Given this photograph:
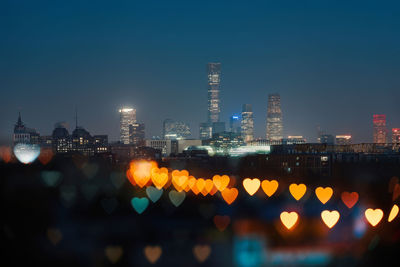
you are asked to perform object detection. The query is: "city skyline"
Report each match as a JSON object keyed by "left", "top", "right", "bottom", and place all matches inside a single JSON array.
[{"left": 2, "top": 1, "right": 400, "bottom": 143}]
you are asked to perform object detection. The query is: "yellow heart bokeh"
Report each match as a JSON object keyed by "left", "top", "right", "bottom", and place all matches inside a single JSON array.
[
  {"left": 280, "top": 211, "right": 298, "bottom": 230},
  {"left": 388, "top": 204, "right": 399, "bottom": 222},
  {"left": 172, "top": 170, "right": 189, "bottom": 192},
  {"left": 213, "top": 175, "right": 230, "bottom": 191},
  {"left": 315, "top": 187, "right": 333, "bottom": 204},
  {"left": 151, "top": 167, "right": 169, "bottom": 189},
  {"left": 289, "top": 183, "right": 307, "bottom": 201},
  {"left": 321, "top": 210, "right": 340, "bottom": 228},
  {"left": 261, "top": 180, "right": 279, "bottom": 197},
  {"left": 243, "top": 178, "right": 261, "bottom": 196},
  {"left": 365, "top": 208, "right": 384, "bottom": 227}
]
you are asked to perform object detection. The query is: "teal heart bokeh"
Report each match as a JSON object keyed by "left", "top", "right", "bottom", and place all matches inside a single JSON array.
[
  {"left": 131, "top": 197, "right": 149, "bottom": 214},
  {"left": 110, "top": 171, "right": 126, "bottom": 189},
  {"left": 169, "top": 190, "right": 186, "bottom": 207},
  {"left": 146, "top": 186, "right": 163, "bottom": 203},
  {"left": 41, "top": 171, "right": 62, "bottom": 187}
]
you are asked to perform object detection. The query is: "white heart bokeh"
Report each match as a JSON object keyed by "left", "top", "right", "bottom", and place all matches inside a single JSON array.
[{"left": 13, "top": 143, "right": 41, "bottom": 164}]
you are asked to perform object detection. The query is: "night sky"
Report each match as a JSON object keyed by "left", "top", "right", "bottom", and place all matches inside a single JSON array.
[{"left": 1, "top": 0, "right": 400, "bottom": 143}]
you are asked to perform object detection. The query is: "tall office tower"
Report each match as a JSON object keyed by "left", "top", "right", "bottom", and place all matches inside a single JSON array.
[
  {"left": 163, "top": 119, "right": 191, "bottom": 140},
  {"left": 207, "top": 63, "right": 221, "bottom": 123},
  {"left": 266, "top": 94, "right": 283, "bottom": 140},
  {"left": 392, "top": 128, "right": 400, "bottom": 144},
  {"left": 373, "top": 114, "right": 387, "bottom": 144},
  {"left": 119, "top": 107, "right": 136, "bottom": 144},
  {"left": 229, "top": 114, "right": 241, "bottom": 134},
  {"left": 129, "top": 123, "right": 145, "bottom": 146},
  {"left": 241, "top": 104, "right": 254, "bottom": 142}
]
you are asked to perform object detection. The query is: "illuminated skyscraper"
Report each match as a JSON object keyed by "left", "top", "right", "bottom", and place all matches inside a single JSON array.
[
  {"left": 266, "top": 94, "right": 283, "bottom": 141},
  {"left": 119, "top": 107, "right": 136, "bottom": 144},
  {"left": 373, "top": 114, "right": 387, "bottom": 144},
  {"left": 392, "top": 128, "right": 400, "bottom": 144},
  {"left": 241, "top": 104, "right": 254, "bottom": 142},
  {"left": 207, "top": 63, "right": 221, "bottom": 123}
]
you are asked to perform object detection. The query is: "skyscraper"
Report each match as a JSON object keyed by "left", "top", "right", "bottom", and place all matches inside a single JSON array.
[
  {"left": 392, "top": 128, "right": 400, "bottom": 144},
  {"left": 373, "top": 114, "right": 387, "bottom": 144},
  {"left": 119, "top": 107, "right": 136, "bottom": 144},
  {"left": 207, "top": 63, "right": 221, "bottom": 123},
  {"left": 241, "top": 104, "right": 254, "bottom": 142},
  {"left": 129, "top": 123, "right": 145, "bottom": 146},
  {"left": 266, "top": 94, "right": 283, "bottom": 141}
]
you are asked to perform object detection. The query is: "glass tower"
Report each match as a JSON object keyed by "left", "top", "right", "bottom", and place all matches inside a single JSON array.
[
  {"left": 119, "top": 107, "right": 136, "bottom": 144},
  {"left": 207, "top": 63, "right": 221, "bottom": 123},
  {"left": 241, "top": 104, "right": 254, "bottom": 143},
  {"left": 266, "top": 94, "right": 283, "bottom": 141}
]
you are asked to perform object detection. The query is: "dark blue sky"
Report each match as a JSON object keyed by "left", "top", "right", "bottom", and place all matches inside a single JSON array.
[{"left": 1, "top": 0, "right": 400, "bottom": 143}]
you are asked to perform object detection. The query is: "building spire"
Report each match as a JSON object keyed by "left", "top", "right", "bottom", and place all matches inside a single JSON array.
[{"left": 16, "top": 111, "right": 23, "bottom": 127}]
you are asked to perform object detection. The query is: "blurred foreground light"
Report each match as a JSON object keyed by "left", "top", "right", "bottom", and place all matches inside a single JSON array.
[
  {"left": 388, "top": 204, "right": 399, "bottom": 222},
  {"left": 353, "top": 208, "right": 367, "bottom": 238},
  {"left": 13, "top": 143, "right": 40, "bottom": 164},
  {"left": 0, "top": 146, "right": 12, "bottom": 163},
  {"left": 234, "top": 235, "right": 266, "bottom": 267},
  {"left": 365, "top": 208, "right": 384, "bottom": 227}
]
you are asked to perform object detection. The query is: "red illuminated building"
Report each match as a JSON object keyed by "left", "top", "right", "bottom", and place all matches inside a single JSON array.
[{"left": 373, "top": 114, "right": 387, "bottom": 144}]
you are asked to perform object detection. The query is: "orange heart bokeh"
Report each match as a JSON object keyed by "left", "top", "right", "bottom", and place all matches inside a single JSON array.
[
  {"left": 315, "top": 187, "right": 333, "bottom": 204},
  {"left": 144, "top": 245, "right": 162, "bottom": 264},
  {"left": 151, "top": 167, "right": 169, "bottom": 189},
  {"left": 221, "top": 188, "right": 238, "bottom": 205},
  {"left": 193, "top": 245, "right": 211, "bottom": 263},
  {"left": 172, "top": 170, "right": 189, "bottom": 192},
  {"left": 261, "top": 180, "right": 279, "bottom": 197},
  {"left": 289, "top": 184, "right": 307, "bottom": 201},
  {"left": 213, "top": 175, "right": 230, "bottom": 191},
  {"left": 130, "top": 160, "right": 157, "bottom": 188}
]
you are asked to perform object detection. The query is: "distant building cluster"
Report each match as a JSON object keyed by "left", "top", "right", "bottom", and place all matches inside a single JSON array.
[{"left": 11, "top": 62, "right": 400, "bottom": 160}]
